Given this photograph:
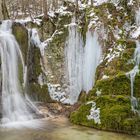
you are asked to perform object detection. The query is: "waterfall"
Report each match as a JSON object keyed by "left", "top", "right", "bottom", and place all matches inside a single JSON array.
[
  {"left": 127, "top": 42, "right": 140, "bottom": 112},
  {"left": 30, "top": 28, "right": 45, "bottom": 56},
  {"left": 65, "top": 24, "right": 84, "bottom": 104},
  {"left": 83, "top": 30, "right": 102, "bottom": 93},
  {"left": 0, "top": 20, "right": 34, "bottom": 125},
  {"left": 136, "top": 8, "right": 140, "bottom": 26},
  {"left": 126, "top": 8, "right": 140, "bottom": 113},
  {"left": 65, "top": 24, "right": 102, "bottom": 104}
]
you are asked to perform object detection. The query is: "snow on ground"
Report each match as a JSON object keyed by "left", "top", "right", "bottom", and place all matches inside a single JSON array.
[
  {"left": 55, "top": 6, "right": 72, "bottom": 16},
  {"left": 48, "top": 83, "right": 67, "bottom": 102},
  {"left": 131, "top": 26, "right": 140, "bottom": 39},
  {"left": 93, "top": 0, "right": 108, "bottom": 6},
  {"left": 105, "top": 44, "right": 125, "bottom": 63},
  {"left": 15, "top": 16, "right": 42, "bottom": 26},
  {"left": 30, "top": 28, "right": 45, "bottom": 56},
  {"left": 86, "top": 101, "right": 101, "bottom": 124}
]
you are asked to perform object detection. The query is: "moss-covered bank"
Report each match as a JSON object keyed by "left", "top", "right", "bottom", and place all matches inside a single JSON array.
[
  {"left": 70, "top": 1, "right": 140, "bottom": 135},
  {"left": 70, "top": 95, "right": 140, "bottom": 135},
  {"left": 12, "top": 22, "right": 51, "bottom": 103}
]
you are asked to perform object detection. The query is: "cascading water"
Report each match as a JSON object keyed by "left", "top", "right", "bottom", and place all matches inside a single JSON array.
[
  {"left": 65, "top": 24, "right": 84, "bottom": 104},
  {"left": 127, "top": 8, "right": 140, "bottom": 113},
  {"left": 83, "top": 30, "right": 102, "bottom": 93},
  {"left": 0, "top": 20, "right": 34, "bottom": 126},
  {"left": 65, "top": 22, "right": 102, "bottom": 104},
  {"left": 136, "top": 8, "right": 140, "bottom": 26},
  {"left": 127, "top": 42, "right": 140, "bottom": 112}
]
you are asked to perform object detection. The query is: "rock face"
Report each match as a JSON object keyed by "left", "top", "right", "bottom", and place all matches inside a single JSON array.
[
  {"left": 12, "top": 23, "right": 52, "bottom": 103},
  {"left": 41, "top": 11, "right": 71, "bottom": 86},
  {"left": 12, "top": 23, "right": 29, "bottom": 64},
  {"left": 27, "top": 36, "right": 52, "bottom": 102},
  {"left": 69, "top": 1, "right": 140, "bottom": 135},
  {"left": 27, "top": 2, "right": 140, "bottom": 134},
  {"left": 7, "top": 0, "right": 140, "bottom": 135}
]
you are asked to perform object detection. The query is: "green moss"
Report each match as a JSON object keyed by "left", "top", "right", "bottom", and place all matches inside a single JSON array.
[
  {"left": 70, "top": 103, "right": 97, "bottom": 127},
  {"left": 12, "top": 23, "right": 29, "bottom": 87},
  {"left": 134, "top": 74, "right": 140, "bottom": 98},
  {"left": 32, "top": 47, "right": 42, "bottom": 79},
  {"left": 44, "top": 13, "right": 71, "bottom": 83},
  {"left": 12, "top": 23, "right": 28, "bottom": 64},
  {"left": 96, "top": 42, "right": 135, "bottom": 80},
  {"left": 117, "top": 40, "right": 136, "bottom": 49},
  {"left": 57, "top": 14, "right": 72, "bottom": 29},
  {"left": 78, "top": 92, "right": 87, "bottom": 103},
  {"left": 89, "top": 73, "right": 131, "bottom": 99},
  {"left": 40, "top": 19, "right": 56, "bottom": 40},
  {"left": 28, "top": 83, "right": 52, "bottom": 103},
  {"left": 24, "top": 34, "right": 50, "bottom": 103},
  {"left": 27, "top": 43, "right": 42, "bottom": 83},
  {"left": 68, "top": 0, "right": 140, "bottom": 135},
  {"left": 70, "top": 95, "right": 140, "bottom": 134},
  {"left": 18, "top": 62, "right": 24, "bottom": 86},
  {"left": 123, "top": 118, "right": 140, "bottom": 134},
  {"left": 46, "top": 27, "right": 68, "bottom": 74}
]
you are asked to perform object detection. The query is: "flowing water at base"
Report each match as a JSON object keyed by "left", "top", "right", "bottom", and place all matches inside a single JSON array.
[{"left": 0, "top": 118, "right": 139, "bottom": 140}]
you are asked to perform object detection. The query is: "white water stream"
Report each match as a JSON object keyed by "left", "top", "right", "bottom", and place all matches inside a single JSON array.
[
  {"left": 65, "top": 23, "right": 102, "bottom": 104},
  {"left": 65, "top": 24, "right": 84, "bottom": 104},
  {"left": 83, "top": 30, "right": 102, "bottom": 93},
  {"left": 0, "top": 20, "right": 38, "bottom": 127},
  {"left": 127, "top": 8, "right": 140, "bottom": 112}
]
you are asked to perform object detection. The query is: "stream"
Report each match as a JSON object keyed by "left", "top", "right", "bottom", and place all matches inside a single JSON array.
[{"left": 0, "top": 117, "right": 139, "bottom": 140}]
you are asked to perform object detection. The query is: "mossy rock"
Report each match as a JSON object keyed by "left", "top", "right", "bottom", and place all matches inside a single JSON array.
[
  {"left": 70, "top": 102, "right": 97, "bottom": 127},
  {"left": 44, "top": 12, "right": 71, "bottom": 84},
  {"left": 57, "top": 14, "right": 72, "bottom": 29},
  {"left": 70, "top": 95, "right": 140, "bottom": 135},
  {"left": 12, "top": 22, "right": 28, "bottom": 65},
  {"left": 134, "top": 74, "right": 140, "bottom": 98},
  {"left": 39, "top": 18, "right": 56, "bottom": 41},
  {"left": 96, "top": 41, "right": 135, "bottom": 80},
  {"left": 28, "top": 83, "right": 52, "bottom": 103},
  {"left": 90, "top": 73, "right": 140, "bottom": 98},
  {"left": 12, "top": 23, "right": 29, "bottom": 86},
  {"left": 27, "top": 42, "right": 42, "bottom": 83},
  {"left": 78, "top": 91, "right": 87, "bottom": 103},
  {"left": 88, "top": 73, "right": 131, "bottom": 99},
  {"left": 25, "top": 32, "right": 50, "bottom": 103}
]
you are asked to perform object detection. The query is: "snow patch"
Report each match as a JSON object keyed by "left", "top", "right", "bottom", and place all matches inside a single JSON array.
[
  {"left": 102, "top": 75, "right": 109, "bottom": 79},
  {"left": 86, "top": 101, "right": 101, "bottom": 124},
  {"left": 30, "top": 28, "right": 45, "bottom": 56},
  {"left": 93, "top": 0, "right": 108, "bottom": 6},
  {"left": 105, "top": 44, "right": 124, "bottom": 63},
  {"left": 48, "top": 83, "right": 67, "bottom": 103}
]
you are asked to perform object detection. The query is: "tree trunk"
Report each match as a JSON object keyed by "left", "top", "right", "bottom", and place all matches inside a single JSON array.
[
  {"left": 0, "top": 0, "right": 3, "bottom": 20},
  {"left": 0, "top": 0, "right": 9, "bottom": 20},
  {"left": 43, "top": 0, "right": 48, "bottom": 20}
]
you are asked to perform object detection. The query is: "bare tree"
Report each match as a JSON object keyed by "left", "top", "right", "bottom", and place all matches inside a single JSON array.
[
  {"left": 4, "top": 0, "right": 72, "bottom": 19},
  {"left": 0, "top": 0, "right": 3, "bottom": 19},
  {"left": 0, "top": 0, "right": 9, "bottom": 20},
  {"left": 43, "top": 0, "right": 48, "bottom": 19}
]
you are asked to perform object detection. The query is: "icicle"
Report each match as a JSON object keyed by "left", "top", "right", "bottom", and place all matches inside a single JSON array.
[
  {"left": 30, "top": 28, "right": 45, "bottom": 56},
  {"left": 83, "top": 30, "right": 102, "bottom": 93},
  {"left": 64, "top": 20, "right": 102, "bottom": 104},
  {"left": 64, "top": 24, "right": 84, "bottom": 104}
]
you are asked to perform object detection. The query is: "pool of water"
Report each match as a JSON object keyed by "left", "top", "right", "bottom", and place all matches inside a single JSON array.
[{"left": 0, "top": 117, "right": 139, "bottom": 140}]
